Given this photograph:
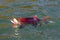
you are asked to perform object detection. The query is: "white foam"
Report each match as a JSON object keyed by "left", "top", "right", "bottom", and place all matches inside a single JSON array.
[
  {"left": 48, "top": 21, "right": 54, "bottom": 23},
  {"left": 13, "top": 18, "right": 18, "bottom": 24}
]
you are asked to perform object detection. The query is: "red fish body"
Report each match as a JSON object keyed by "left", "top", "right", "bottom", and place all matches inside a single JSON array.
[
  {"left": 17, "top": 17, "right": 40, "bottom": 24},
  {"left": 10, "top": 15, "right": 50, "bottom": 28},
  {"left": 16, "top": 17, "right": 40, "bottom": 28}
]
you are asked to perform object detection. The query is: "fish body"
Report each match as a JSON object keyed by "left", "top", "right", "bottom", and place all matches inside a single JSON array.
[{"left": 10, "top": 15, "right": 50, "bottom": 28}]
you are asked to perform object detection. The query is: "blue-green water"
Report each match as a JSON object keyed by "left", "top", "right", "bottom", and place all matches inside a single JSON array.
[{"left": 0, "top": 0, "right": 60, "bottom": 40}]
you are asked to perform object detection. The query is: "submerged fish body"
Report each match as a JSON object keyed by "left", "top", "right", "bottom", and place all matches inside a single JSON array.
[
  {"left": 17, "top": 17, "right": 40, "bottom": 24},
  {"left": 10, "top": 15, "right": 51, "bottom": 28},
  {"left": 10, "top": 15, "right": 40, "bottom": 28}
]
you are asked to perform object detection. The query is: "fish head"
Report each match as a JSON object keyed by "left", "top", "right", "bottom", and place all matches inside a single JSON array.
[{"left": 10, "top": 17, "right": 19, "bottom": 28}]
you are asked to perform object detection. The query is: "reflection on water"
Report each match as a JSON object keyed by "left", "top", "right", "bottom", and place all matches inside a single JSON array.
[
  {"left": 9, "top": 28, "right": 21, "bottom": 40},
  {"left": 0, "top": 0, "right": 60, "bottom": 40}
]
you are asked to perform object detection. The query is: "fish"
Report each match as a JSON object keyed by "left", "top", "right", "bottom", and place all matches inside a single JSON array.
[{"left": 10, "top": 15, "right": 51, "bottom": 29}]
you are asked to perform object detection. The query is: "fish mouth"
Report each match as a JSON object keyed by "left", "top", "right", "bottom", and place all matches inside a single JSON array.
[
  {"left": 10, "top": 17, "right": 22, "bottom": 28},
  {"left": 10, "top": 17, "right": 19, "bottom": 24}
]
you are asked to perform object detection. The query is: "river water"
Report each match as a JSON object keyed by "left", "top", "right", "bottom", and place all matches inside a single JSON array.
[{"left": 0, "top": 0, "right": 60, "bottom": 40}]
